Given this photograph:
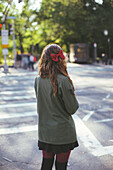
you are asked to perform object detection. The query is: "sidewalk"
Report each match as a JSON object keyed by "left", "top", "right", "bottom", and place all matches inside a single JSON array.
[
  {"left": 0, "top": 67, "right": 38, "bottom": 77},
  {"left": 0, "top": 60, "right": 39, "bottom": 76}
]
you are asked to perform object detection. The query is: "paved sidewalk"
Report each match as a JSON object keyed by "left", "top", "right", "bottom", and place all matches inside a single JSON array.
[{"left": 0, "top": 67, "right": 38, "bottom": 77}]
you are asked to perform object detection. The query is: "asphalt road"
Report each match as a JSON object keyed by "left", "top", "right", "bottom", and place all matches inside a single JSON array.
[{"left": 0, "top": 63, "right": 113, "bottom": 170}]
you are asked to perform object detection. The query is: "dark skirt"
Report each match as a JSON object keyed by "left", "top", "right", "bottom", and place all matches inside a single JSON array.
[{"left": 38, "top": 140, "right": 79, "bottom": 154}]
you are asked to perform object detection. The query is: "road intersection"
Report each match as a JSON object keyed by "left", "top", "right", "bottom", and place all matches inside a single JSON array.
[{"left": 0, "top": 63, "right": 113, "bottom": 170}]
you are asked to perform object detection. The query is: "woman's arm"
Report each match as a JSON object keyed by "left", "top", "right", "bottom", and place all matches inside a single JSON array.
[{"left": 60, "top": 77, "right": 79, "bottom": 115}]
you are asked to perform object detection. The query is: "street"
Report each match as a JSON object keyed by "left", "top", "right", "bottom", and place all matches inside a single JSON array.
[{"left": 0, "top": 63, "right": 113, "bottom": 170}]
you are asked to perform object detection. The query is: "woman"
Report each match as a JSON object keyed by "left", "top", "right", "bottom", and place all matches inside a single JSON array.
[{"left": 34, "top": 44, "right": 79, "bottom": 170}]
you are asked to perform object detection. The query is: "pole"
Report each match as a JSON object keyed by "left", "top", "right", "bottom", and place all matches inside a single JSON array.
[
  {"left": 30, "top": 28, "right": 33, "bottom": 54},
  {"left": 108, "top": 38, "right": 112, "bottom": 65},
  {"left": 3, "top": 14, "right": 8, "bottom": 72},
  {"left": 93, "top": 43, "right": 97, "bottom": 63},
  {"left": 31, "top": 33, "right": 33, "bottom": 54},
  {"left": 12, "top": 19, "right": 16, "bottom": 67},
  {"left": 2, "top": 0, "right": 14, "bottom": 72}
]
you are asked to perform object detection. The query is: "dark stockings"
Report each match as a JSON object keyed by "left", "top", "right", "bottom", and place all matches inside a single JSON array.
[
  {"left": 41, "top": 151, "right": 54, "bottom": 170},
  {"left": 41, "top": 150, "right": 71, "bottom": 170}
]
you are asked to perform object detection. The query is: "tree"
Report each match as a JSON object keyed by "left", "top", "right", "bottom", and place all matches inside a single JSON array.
[
  {"left": 35, "top": 0, "right": 113, "bottom": 59},
  {"left": 0, "top": 0, "right": 113, "bottom": 63},
  {"left": 35, "top": 0, "right": 90, "bottom": 51}
]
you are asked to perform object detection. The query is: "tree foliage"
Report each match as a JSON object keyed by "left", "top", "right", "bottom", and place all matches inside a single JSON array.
[
  {"left": 0, "top": 0, "right": 38, "bottom": 64},
  {"left": 0, "top": 0, "right": 113, "bottom": 63},
  {"left": 36, "top": 0, "right": 113, "bottom": 57}
]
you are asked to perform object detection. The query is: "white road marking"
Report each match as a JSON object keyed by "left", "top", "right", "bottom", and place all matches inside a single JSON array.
[
  {"left": 0, "top": 94, "right": 35, "bottom": 100},
  {"left": 0, "top": 112, "right": 37, "bottom": 119},
  {"left": 0, "top": 90, "right": 33, "bottom": 94},
  {"left": 102, "top": 94, "right": 110, "bottom": 101},
  {"left": 95, "top": 118, "right": 113, "bottom": 123},
  {"left": 0, "top": 111, "right": 113, "bottom": 157},
  {"left": 97, "top": 106, "right": 111, "bottom": 112},
  {"left": 73, "top": 115, "right": 102, "bottom": 153},
  {"left": 0, "top": 125, "right": 37, "bottom": 135},
  {"left": 0, "top": 76, "right": 34, "bottom": 80},
  {"left": 0, "top": 77, "right": 34, "bottom": 82},
  {"left": 0, "top": 102, "right": 36, "bottom": 108},
  {"left": 77, "top": 90, "right": 83, "bottom": 92},
  {"left": 92, "top": 146, "right": 113, "bottom": 157},
  {"left": 2, "top": 157, "right": 12, "bottom": 162},
  {"left": 0, "top": 71, "right": 37, "bottom": 78},
  {"left": 73, "top": 115, "right": 113, "bottom": 157},
  {"left": 109, "top": 140, "right": 113, "bottom": 142},
  {"left": 82, "top": 111, "right": 94, "bottom": 121},
  {"left": 106, "top": 94, "right": 110, "bottom": 98}
]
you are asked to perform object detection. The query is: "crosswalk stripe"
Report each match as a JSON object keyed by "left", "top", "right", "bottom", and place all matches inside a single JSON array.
[
  {"left": 0, "top": 102, "right": 36, "bottom": 108},
  {"left": 0, "top": 71, "right": 38, "bottom": 78},
  {"left": 0, "top": 112, "right": 37, "bottom": 119},
  {"left": 0, "top": 77, "right": 34, "bottom": 80},
  {"left": 95, "top": 118, "right": 113, "bottom": 123},
  {"left": 82, "top": 111, "right": 95, "bottom": 121},
  {"left": 0, "top": 86, "right": 33, "bottom": 91},
  {"left": 0, "top": 90, "right": 34, "bottom": 94},
  {"left": 0, "top": 95, "right": 35, "bottom": 100},
  {"left": 0, "top": 113, "right": 113, "bottom": 157},
  {"left": 73, "top": 115, "right": 113, "bottom": 157},
  {"left": 0, "top": 125, "right": 37, "bottom": 135}
]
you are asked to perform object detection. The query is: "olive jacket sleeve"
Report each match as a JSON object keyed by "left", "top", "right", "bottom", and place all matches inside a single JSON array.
[
  {"left": 34, "top": 76, "right": 40, "bottom": 98},
  {"left": 60, "top": 77, "right": 79, "bottom": 115}
]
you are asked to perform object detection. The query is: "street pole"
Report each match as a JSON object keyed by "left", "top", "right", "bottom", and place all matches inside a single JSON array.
[
  {"left": 103, "top": 29, "right": 112, "bottom": 65},
  {"left": 108, "top": 38, "right": 112, "bottom": 65},
  {"left": 12, "top": 19, "right": 16, "bottom": 67},
  {"left": 3, "top": 14, "right": 8, "bottom": 72},
  {"left": 93, "top": 43, "right": 97, "bottom": 63},
  {"left": 2, "top": 1, "right": 12, "bottom": 72},
  {"left": 104, "top": 29, "right": 109, "bottom": 65},
  {"left": 30, "top": 28, "right": 33, "bottom": 54},
  {"left": 31, "top": 36, "right": 33, "bottom": 54}
]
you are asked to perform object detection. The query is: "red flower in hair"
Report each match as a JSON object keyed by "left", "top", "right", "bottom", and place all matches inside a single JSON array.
[{"left": 51, "top": 50, "right": 65, "bottom": 62}]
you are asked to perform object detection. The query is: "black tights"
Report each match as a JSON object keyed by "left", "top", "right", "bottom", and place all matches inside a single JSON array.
[{"left": 41, "top": 150, "right": 71, "bottom": 170}]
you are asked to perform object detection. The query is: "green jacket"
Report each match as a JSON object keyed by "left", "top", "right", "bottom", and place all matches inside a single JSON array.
[{"left": 34, "top": 74, "right": 79, "bottom": 144}]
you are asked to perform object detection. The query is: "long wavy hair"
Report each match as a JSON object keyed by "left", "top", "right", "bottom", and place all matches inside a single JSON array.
[{"left": 39, "top": 44, "right": 75, "bottom": 96}]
